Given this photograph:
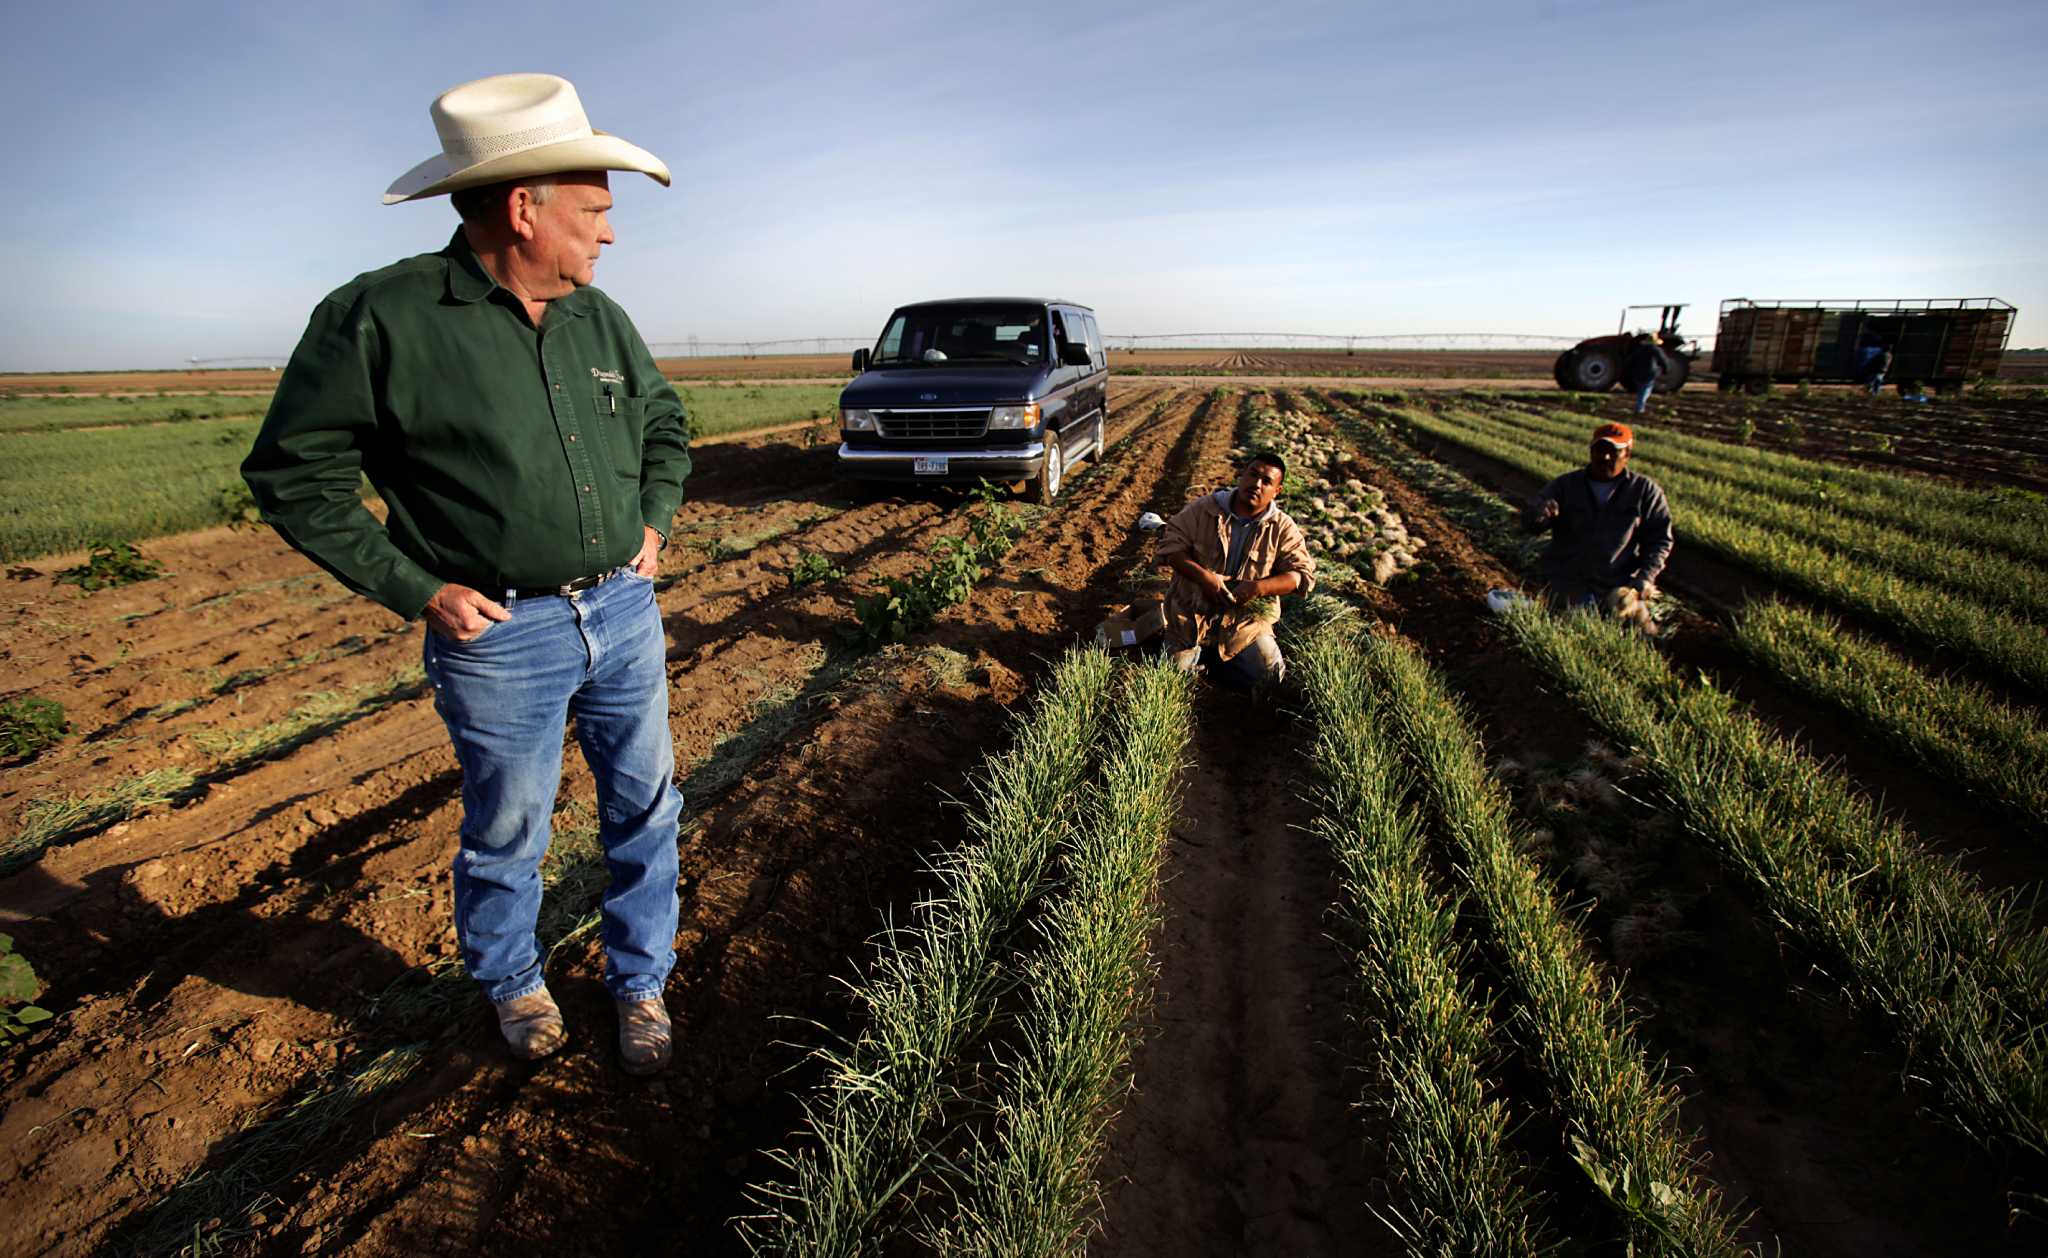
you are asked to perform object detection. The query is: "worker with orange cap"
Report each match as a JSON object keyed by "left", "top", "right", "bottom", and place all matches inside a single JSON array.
[{"left": 1523, "top": 422, "right": 1673, "bottom": 623}]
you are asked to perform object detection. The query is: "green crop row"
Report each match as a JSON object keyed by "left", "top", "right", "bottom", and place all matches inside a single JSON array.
[
  {"left": 1367, "top": 626, "right": 1753, "bottom": 1255},
  {"left": 938, "top": 658, "right": 1193, "bottom": 1253},
  {"left": 1730, "top": 600, "right": 2048, "bottom": 840},
  {"left": 740, "top": 648, "right": 1116, "bottom": 1253},
  {"left": 744, "top": 652, "right": 1196, "bottom": 1253},
  {"left": 1385, "top": 403, "right": 2048, "bottom": 700},
  {"left": 1295, "top": 614, "right": 1549, "bottom": 1254},
  {"left": 1497, "top": 397, "right": 2048, "bottom": 568},
  {"left": 0, "top": 391, "right": 272, "bottom": 433},
  {"left": 1500, "top": 605, "right": 2048, "bottom": 1162}
]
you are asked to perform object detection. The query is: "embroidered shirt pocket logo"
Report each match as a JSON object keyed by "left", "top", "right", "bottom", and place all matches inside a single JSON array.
[{"left": 590, "top": 368, "right": 625, "bottom": 385}]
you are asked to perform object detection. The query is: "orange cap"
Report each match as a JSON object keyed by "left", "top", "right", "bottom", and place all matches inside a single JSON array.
[{"left": 1592, "top": 422, "right": 1633, "bottom": 449}]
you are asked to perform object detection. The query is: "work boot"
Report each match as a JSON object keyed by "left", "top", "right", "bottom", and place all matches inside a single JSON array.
[
  {"left": 493, "top": 987, "right": 568, "bottom": 1062},
  {"left": 617, "top": 995, "right": 673, "bottom": 1076}
]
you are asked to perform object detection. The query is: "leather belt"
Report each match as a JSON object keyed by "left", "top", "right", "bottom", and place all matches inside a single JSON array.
[{"left": 510, "top": 569, "right": 620, "bottom": 599}]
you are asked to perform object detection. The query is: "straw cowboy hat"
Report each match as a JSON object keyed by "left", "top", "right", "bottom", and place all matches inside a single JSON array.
[{"left": 383, "top": 73, "right": 671, "bottom": 205}]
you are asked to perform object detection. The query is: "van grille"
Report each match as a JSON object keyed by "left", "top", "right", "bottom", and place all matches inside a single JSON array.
[{"left": 875, "top": 408, "right": 990, "bottom": 440}]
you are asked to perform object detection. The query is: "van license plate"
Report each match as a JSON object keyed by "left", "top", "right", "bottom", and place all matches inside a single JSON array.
[{"left": 913, "top": 456, "right": 949, "bottom": 476}]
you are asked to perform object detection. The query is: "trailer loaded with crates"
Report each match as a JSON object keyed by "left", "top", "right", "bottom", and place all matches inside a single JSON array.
[{"left": 1710, "top": 297, "right": 2014, "bottom": 395}]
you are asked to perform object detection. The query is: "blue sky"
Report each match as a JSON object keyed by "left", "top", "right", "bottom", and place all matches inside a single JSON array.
[{"left": 4, "top": 0, "right": 2043, "bottom": 370}]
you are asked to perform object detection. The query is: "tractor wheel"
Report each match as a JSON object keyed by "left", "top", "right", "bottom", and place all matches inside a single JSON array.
[
  {"left": 1553, "top": 350, "right": 1581, "bottom": 390},
  {"left": 1566, "top": 348, "right": 1621, "bottom": 392},
  {"left": 1029, "top": 438, "right": 1064, "bottom": 504},
  {"left": 1656, "top": 353, "right": 1690, "bottom": 393}
]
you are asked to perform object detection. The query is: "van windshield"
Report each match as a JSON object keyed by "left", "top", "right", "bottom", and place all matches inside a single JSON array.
[{"left": 869, "top": 305, "right": 1047, "bottom": 367}]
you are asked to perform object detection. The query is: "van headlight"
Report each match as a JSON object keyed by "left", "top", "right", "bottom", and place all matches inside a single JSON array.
[
  {"left": 840, "top": 408, "right": 876, "bottom": 431},
  {"left": 988, "top": 403, "right": 1041, "bottom": 430}
]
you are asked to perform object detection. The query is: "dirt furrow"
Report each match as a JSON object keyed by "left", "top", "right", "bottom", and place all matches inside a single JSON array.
[{"left": 1094, "top": 390, "right": 1388, "bottom": 1252}]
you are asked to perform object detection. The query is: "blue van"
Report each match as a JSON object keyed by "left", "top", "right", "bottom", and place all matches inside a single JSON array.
[{"left": 835, "top": 298, "right": 1109, "bottom": 502}]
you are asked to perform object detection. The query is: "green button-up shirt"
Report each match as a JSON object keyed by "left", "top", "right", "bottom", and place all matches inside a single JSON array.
[{"left": 242, "top": 231, "right": 692, "bottom": 618}]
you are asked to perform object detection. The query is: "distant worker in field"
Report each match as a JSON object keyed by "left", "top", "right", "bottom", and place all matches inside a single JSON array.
[
  {"left": 1856, "top": 336, "right": 1895, "bottom": 397},
  {"left": 1623, "top": 331, "right": 1665, "bottom": 415},
  {"left": 241, "top": 74, "right": 690, "bottom": 1075},
  {"left": 1155, "top": 451, "right": 1317, "bottom": 688},
  {"left": 1523, "top": 422, "right": 1672, "bottom": 631}
]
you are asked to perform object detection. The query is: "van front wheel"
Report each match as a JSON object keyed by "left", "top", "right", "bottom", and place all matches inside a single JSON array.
[{"left": 1030, "top": 440, "right": 1064, "bottom": 504}]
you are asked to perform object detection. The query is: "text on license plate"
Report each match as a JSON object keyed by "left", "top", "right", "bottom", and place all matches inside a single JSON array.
[{"left": 913, "top": 456, "right": 950, "bottom": 476}]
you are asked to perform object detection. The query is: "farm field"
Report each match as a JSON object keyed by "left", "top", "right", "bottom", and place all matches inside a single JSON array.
[
  {"left": 1, "top": 378, "right": 2045, "bottom": 1255},
  {"left": 10, "top": 347, "right": 2045, "bottom": 396},
  {"left": 0, "top": 384, "right": 846, "bottom": 564}
]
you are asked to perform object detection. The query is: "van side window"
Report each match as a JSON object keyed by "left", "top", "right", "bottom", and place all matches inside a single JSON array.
[
  {"left": 876, "top": 316, "right": 905, "bottom": 360},
  {"left": 1082, "top": 314, "right": 1103, "bottom": 367},
  {"left": 1050, "top": 310, "right": 1070, "bottom": 355}
]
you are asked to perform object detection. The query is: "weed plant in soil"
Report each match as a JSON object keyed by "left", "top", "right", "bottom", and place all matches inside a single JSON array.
[
  {"left": 0, "top": 696, "right": 69, "bottom": 760},
  {"left": 54, "top": 539, "right": 165, "bottom": 590},
  {"left": 785, "top": 551, "right": 845, "bottom": 587},
  {"left": 0, "top": 932, "right": 55, "bottom": 1049},
  {"left": 853, "top": 484, "right": 1029, "bottom": 646}
]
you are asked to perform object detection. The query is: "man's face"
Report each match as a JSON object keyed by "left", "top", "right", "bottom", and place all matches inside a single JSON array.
[
  {"left": 1588, "top": 439, "right": 1630, "bottom": 480},
  {"left": 526, "top": 172, "right": 614, "bottom": 295},
  {"left": 1234, "top": 461, "right": 1284, "bottom": 514}
]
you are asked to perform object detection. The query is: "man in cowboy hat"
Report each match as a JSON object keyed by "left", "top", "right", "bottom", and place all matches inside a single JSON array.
[
  {"left": 243, "top": 73, "right": 690, "bottom": 1075},
  {"left": 1523, "top": 421, "right": 1673, "bottom": 626}
]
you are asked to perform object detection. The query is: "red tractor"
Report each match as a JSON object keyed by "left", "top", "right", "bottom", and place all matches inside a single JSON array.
[{"left": 1554, "top": 304, "right": 1697, "bottom": 393}]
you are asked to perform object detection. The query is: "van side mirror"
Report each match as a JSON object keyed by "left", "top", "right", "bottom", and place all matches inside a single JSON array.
[
  {"left": 1059, "top": 342, "right": 1093, "bottom": 367},
  {"left": 851, "top": 348, "right": 869, "bottom": 372}
]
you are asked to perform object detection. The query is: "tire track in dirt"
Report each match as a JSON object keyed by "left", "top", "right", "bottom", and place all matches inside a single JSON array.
[{"left": 1291, "top": 387, "right": 2041, "bottom": 1257}]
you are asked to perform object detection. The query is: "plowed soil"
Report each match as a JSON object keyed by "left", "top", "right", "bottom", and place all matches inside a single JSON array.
[{"left": 3, "top": 379, "right": 2041, "bottom": 1255}]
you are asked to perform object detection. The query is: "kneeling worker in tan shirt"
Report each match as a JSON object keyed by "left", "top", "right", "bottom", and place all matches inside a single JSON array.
[{"left": 1155, "top": 450, "right": 1317, "bottom": 688}]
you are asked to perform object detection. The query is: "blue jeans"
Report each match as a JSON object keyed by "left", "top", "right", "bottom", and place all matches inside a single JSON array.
[
  {"left": 1633, "top": 379, "right": 1656, "bottom": 413},
  {"left": 422, "top": 567, "right": 682, "bottom": 1005}
]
